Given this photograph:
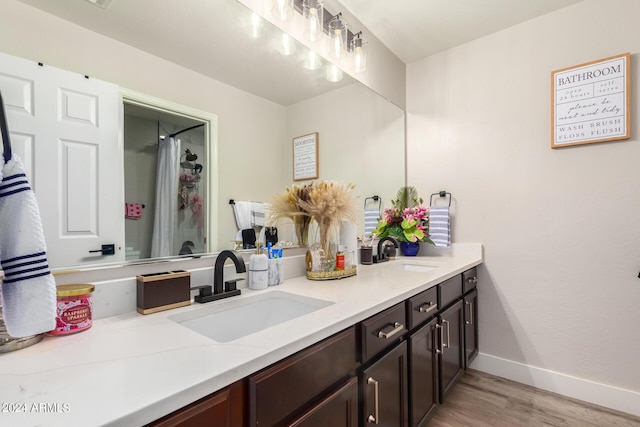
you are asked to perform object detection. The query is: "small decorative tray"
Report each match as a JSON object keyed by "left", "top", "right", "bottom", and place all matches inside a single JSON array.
[{"left": 306, "top": 265, "right": 357, "bottom": 281}]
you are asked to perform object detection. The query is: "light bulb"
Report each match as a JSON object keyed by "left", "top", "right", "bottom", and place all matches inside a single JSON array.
[
  {"left": 327, "top": 17, "right": 347, "bottom": 60},
  {"left": 352, "top": 38, "right": 366, "bottom": 73},
  {"left": 303, "top": 0, "right": 323, "bottom": 43},
  {"left": 272, "top": 0, "right": 294, "bottom": 21}
]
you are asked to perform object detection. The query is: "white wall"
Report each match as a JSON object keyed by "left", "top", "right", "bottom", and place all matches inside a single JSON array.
[
  {"left": 407, "top": 0, "right": 640, "bottom": 413},
  {"left": 0, "top": 0, "right": 289, "bottom": 253},
  {"left": 286, "top": 83, "right": 405, "bottom": 237}
]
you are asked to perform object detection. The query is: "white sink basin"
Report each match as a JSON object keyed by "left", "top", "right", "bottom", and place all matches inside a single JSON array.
[
  {"left": 398, "top": 261, "right": 439, "bottom": 273},
  {"left": 168, "top": 291, "right": 334, "bottom": 342}
]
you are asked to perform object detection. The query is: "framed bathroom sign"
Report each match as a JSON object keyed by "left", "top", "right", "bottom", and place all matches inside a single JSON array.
[
  {"left": 293, "top": 132, "right": 318, "bottom": 180},
  {"left": 551, "top": 53, "right": 630, "bottom": 148}
]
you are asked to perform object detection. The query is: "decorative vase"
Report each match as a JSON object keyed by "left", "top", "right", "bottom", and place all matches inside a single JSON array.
[{"left": 400, "top": 241, "right": 420, "bottom": 256}]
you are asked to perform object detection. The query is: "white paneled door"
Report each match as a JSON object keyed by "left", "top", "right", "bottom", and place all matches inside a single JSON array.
[{"left": 0, "top": 51, "right": 124, "bottom": 268}]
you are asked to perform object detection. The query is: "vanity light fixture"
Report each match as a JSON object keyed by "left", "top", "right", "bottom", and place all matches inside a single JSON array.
[
  {"left": 272, "top": 0, "right": 294, "bottom": 21},
  {"left": 304, "top": 50, "right": 322, "bottom": 70},
  {"left": 279, "top": 33, "right": 297, "bottom": 56},
  {"left": 302, "top": 0, "right": 324, "bottom": 43},
  {"left": 327, "top": 13, "right": 348, "bottom": 60},
  {"left": 351, "top": 32, "right": 367, "bottom": 73},
  {"left": 326, "top": 64, "right": 343, "bottom": 82}
]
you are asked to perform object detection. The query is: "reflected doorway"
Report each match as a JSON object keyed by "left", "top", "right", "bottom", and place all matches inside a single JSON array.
[{"left": 123, "top": 102, "right": 208, "bottom": 261}]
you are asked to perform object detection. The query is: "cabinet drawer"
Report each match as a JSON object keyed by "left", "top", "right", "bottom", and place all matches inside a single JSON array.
[
  {"left": 438, "top": 275, "right": 462, "bottom": 309},
  {"left": 360, "top": 302, "right": 407, "bottom": 362},
  {"left": 462, "top": 267, "right": 478, "bottom": 294},
  {"left": 249, "top": 327, "right": 357, "bottom": 427},
  {"left": 406, "top": 286, "right": 438, "bottom": 329}
]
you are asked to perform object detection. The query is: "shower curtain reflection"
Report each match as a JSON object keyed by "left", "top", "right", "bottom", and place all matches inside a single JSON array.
[{"left": 150, "top": 136, "right": 179, "bottom": 257}]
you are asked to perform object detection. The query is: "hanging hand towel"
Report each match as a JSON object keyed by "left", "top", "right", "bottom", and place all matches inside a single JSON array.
[
  {"left": 363, "top": 208, "right": 380, "bottom": 238},
  {"left": 0, "top": 155, "right": 56, "bottom": 337},
  {"left": 232, "top": 201, "right": 252, "bottom": 231},
  {"left": 428, "top": 206, "right": 451, "bottom": 247},
  {"left": 125, "top": 202, "right": 144, "bottom": 220}
]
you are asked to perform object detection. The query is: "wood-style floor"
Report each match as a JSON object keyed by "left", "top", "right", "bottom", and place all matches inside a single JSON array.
[{"left": 429, "top": 369, "right": 640, "bottom": 427}]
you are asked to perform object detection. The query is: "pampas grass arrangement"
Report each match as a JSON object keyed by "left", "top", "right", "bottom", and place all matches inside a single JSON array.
[{"left": 268, "top": 181, "right": 358, "bottom": 259}]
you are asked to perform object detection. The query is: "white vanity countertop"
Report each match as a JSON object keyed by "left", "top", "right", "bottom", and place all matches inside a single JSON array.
[{"left": 0, "top": 244, "right": 482, "bottom": 427}]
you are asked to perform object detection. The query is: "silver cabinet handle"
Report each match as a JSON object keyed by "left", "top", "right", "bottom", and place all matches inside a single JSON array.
[
  {"left": 377, "top": 322, "right": 404, "bottom": 339},
  {"left": 442, "top": 319, "right": 450, "bottom": 348},
  {"left": 465, "top": 300, "right": 474, "bottom": 325},
  {"left": 435, "top": 323, "right": 443, "bottom": 354},
  {"left": 418, "top": 301, "right": 437, "bottom": 313},
  {"left": 367, "top": 377, "right": 379, "bottom": 424},
  {"left": 467, "top": 276, "right": 478, "bottom": 284}
]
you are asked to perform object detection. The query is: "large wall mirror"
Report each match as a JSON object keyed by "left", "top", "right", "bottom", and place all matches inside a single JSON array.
[{"left": 6, "top": 0, "right": 405, "bottom": 271}]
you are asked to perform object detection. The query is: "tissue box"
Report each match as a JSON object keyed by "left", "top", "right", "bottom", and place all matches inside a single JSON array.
[{"left": 136, "top": 270, "right": 191, "bottom": 314}]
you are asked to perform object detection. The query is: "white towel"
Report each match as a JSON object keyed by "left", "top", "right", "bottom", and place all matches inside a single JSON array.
[
  {"left": 232, "top": 201, "right": 252, "bottom": 230},
  {"left": 363, "top": 208, "right": 379, "bottom": 238},
  {"left": 0, "top": 155, "right": 56, "bottom": 337},
  {"left": 428, "top": 206, "right": 451, "bottom": 247}
]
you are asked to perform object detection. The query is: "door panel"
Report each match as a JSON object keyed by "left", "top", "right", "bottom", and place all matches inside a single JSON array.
[{"left": 0, "top": 51, "right": 124, "bottom": 267}]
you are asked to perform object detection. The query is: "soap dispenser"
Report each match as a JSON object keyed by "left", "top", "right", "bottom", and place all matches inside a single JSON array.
[{"left": 248, "top": 243, "right": 268, "bottom": 290}]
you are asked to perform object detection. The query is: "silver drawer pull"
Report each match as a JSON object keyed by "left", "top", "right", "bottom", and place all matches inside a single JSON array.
[
  {"left": 418, "top": 302, "right": 437, "bottom": 313},
  {"left": 467, "top": 276, "right": 478, "bottom": 284},
  {"left": 377, "top": 322, "right": 404, "bottom": 339},
  {"left": 465, "top": 300, "right": 474, "bottom": 325},
  {"left": 367, "top": 377, "right": 379, "bottom": 424}
]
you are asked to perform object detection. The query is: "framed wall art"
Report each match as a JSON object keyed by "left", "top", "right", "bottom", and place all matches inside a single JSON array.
[
  {"left": 293, "top": 132, "right": 318, "bottom": 181},
  {"left": 551, "top": 52, "right": 630, "bottom": 148}
]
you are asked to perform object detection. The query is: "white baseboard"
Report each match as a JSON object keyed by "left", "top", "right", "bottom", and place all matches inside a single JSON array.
[{"left": 470, "top": 353, "right": 640, "bottom": 418}]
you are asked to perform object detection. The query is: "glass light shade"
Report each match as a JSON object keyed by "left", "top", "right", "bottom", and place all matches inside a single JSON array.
[
  {"left": 272, "top": 0, "right": 294, "bottom": 21},
  {"left": 327, "top": 17, "right": 347, "bottom": 60},
  {"left": 326, "top": 64, "right": 343, "bottom": 82},
  {"left": 303, "top": 0, "right": 324, "bottom": 43},
  {"left": 248, "top": 12, "right": 265, "bottom": 38},
  {"left": 279, "top": 33, "right": 297, "bottom": 56},
  {"left": 352, "top": 37, "right": 367, "bottom": 73},
  {"left": 304, "top": 50, "right": 322, "bottom": 70}
]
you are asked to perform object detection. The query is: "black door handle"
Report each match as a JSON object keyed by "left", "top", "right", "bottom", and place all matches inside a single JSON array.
[{"left": 89, "top": 244, "right": 115, "bottom": 255}]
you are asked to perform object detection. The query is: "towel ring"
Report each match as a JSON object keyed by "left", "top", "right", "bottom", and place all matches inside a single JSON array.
[
  {"left": 430, "top": 191, "right": 451, "bottom": 207},
  {"left": 364, "top": 195, "right": 381, "bottom": 210}
]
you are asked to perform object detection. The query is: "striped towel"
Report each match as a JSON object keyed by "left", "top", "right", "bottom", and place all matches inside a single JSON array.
[
  {"left": 429, "top": 206, "right": 451, "bottom": 247},
  {"left": 364, "top": 208, "right": 380, "bottom": 238},
  {"left": 0, "top": 155, "right": 56, "bottom": 337}
]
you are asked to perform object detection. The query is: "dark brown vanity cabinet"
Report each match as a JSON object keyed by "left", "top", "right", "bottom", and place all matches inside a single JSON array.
[
  {"left": 288, "top": 376, "right": 359, "bottom": 427},
  {"left": 361, "top": 341, "right": 409, "bottom": 427},
  {"left": 408, "top": 317, "right": 439, "bottom": 427},
  {"left": 359, "top": 302, "right": 409, "bottom": 426},
  {"left": 408, "top": 267, "right": 478, "bottom": 426},
  {"left": 438, "top": 299, "right": 465, "bottom": 402},
  {"left": 463, "top": 267, "right": 479, "bottom": 369},
  {"left": 248, "top": 326, "right": 358, "bottom": 426},
  {"left": 145, "top": 380, "right": 246, "bottom": 427}
]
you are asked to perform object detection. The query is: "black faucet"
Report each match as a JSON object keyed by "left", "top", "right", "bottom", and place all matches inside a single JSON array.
[
  {"left": 373, "top": 236, "right": 399, "bottom": 263},
  {"left": 191, "top": 250, "right": 247, "bottom": 303}
]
